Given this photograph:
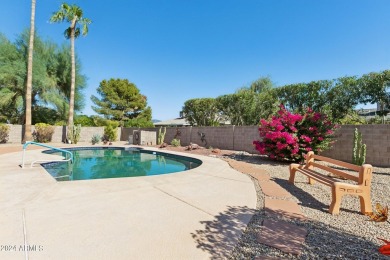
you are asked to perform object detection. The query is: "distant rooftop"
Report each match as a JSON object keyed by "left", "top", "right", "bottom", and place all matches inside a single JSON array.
[{"left": 153, "top": 118, "right": 190, "bottom": 127}]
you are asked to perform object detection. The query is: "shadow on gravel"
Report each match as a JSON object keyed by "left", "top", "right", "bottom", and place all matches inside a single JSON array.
[
  {"left": 191, "top": 205, "right": 256, "bottom": 259},
  {"left": 273, "top": 178, "right": 330, "bottom": 213},
  {"left": 274, "top": 178, "right": 361, "bottom": 215},
  {"left": 298, "top": 220, "right": 386, "bottom": 259},
  {"left": 228, "top": 200, "right": 385, "bottom": 259},
  {"left": 230, "top": 208, "right": 386, "bottom": 259}
]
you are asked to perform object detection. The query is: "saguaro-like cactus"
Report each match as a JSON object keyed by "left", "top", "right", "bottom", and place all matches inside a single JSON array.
[
  {"left": 157, "top": 126, "right": 166, "bottom": 145},
  {"left": 352, "top": 128, "right": 366, "bottom": 165}
]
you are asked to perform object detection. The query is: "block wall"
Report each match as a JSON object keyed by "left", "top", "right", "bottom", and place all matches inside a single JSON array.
[
  {"left": 322, "top": 124, "right": 390, "bottom": 167},
  {"left": 5, "top": 125, "right": 104, "bottom": 144},
  {"left": 4, "top": 124, "right": 390, "bottom": 166},
  {"left": 233, "top": 126, "right": 260, "bottom": 153},
  {"left": 191, "top": 126, "right": 235, "bottom": 150}
]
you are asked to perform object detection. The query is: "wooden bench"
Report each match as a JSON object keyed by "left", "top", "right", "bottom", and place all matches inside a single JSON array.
[{"left": 289, "top": 151, "right": 373, "bottom": 215}]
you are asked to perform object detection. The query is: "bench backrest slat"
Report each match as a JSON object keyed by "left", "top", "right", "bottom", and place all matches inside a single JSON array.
[
  {"left": 312, "top": 154, "right": 361, "bottom": 172},
  {"left": 310, "top": 162, "right": 359, "bottom": 182}
]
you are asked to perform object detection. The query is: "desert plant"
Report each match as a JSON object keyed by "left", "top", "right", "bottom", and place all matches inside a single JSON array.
[
  {"left": 67, "top": 124, "right": 81, "bottom": 144},
  {"left": 33, "top": 123, "right": 55, "bottom": 143},
  {"left": 101, "top": 134, "right": 109, "bottom": 144},
  {"left": 91, "top": 134, "right": 101, "bottom": 145},
  {"left": 171, "top": 138, "right": 181, "bottom": 147},
  {"left": 0, "top": 124, "right": 10, "bottom": 143},
  {"left": 352, "top": 128, "right": 367, "bottom": 165},
  {"left": 157, "top": 126, "right": 166, "bottom": 145},
  {"left": 253, "top": 105, "right": 337, "bottom": 162}
]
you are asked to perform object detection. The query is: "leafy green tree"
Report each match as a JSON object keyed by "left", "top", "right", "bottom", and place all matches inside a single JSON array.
[
  {"left": 250, "top": 76, "right": 274, "bottom": 93},
  {"left": 0, "top": 34, "right": 25, "bottom": 123},
  {"left": 182, "top": 98, "right": 220, "bottom": 126},
  {"left": 125, "top": 107, "right": 154, "bottom": 127},
  {"left": 50, "top": 3, "right": 91, "bottom": 128},
  {"left": 359, "top": 70, "right": 390, "bottom": 123},
  {"left": 32, "top": 106, "right": 61, "bottom": 125},
  {"left": 216, "top": 77, "right": 279, "bottom": 125},
  {"left": 324, "top": 76, "right": 360, "bottom": 122},
  {"left": 45, "top": 44, "right": 87, "bottom": 121},
  {"left": 274, "top": 78, "right": 362, "bottom": 123},
  {"left": 275, "top": 80, "right": 333, "bottom": 113},
  {"left": 0, "top": 32, "right": 87, "bottom": 124},
  {"left": 91, "top": 78, "right": 153, "bottom": 126},
  {"left": 23, "top": 0, "right": 36, "bottom": 142},
  {"left": 216, "top": 94, "right": 243, "bottom": 125}
]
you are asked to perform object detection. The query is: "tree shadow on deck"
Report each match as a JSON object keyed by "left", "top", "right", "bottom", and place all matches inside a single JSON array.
[{"left": 191, "top": 205, "right": 256, "bottom": 259}]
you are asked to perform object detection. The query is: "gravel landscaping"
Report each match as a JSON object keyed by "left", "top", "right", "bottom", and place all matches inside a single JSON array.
[
  {"left": 161, "top": 146, "right": 390, "bottom": 259},
  {"left": 228, "top": 154, "right": 390, "bottom": 259}
]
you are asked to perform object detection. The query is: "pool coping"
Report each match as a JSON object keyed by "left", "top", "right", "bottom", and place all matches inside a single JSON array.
[{"left": 0, "top": 143, "right": 257, "bottom": 259}]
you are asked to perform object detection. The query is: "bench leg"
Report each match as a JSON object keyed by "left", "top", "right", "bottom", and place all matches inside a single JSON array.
[
  {"left": 359, "top": 193, "right": 372, "bottom": 215},
  {"left": 329, "top": 186, "right": 342, "bottom": 215},
  {"left": 289, "top": 164, "right": 299, "bottom": 184}
]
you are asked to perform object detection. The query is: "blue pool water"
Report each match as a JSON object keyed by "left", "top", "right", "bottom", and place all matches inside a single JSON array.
[{"left": 42, "top": 147, "right": 202, "bottom": 181}]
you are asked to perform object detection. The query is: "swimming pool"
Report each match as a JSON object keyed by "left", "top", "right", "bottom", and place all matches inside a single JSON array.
[{"left": 42, "top": 147, "right": 202, "bottom": 181}]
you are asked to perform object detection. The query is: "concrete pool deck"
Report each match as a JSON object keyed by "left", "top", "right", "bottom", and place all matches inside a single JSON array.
[{"left": 0, "top": 143, "right": 257, "bottom": 259}]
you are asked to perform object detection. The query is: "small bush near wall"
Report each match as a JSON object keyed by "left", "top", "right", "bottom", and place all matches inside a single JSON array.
[
  {"left": 171, "top": 138, "right": 181, "bottom": 147},
  {"left": 33, "top": 123, "right": 55, "bottom": 143},
  {"left": 103, "top": 123, "right": 118, "bottom": 142},
  {"left": 0, "top": 124, "right": 10, "bottom": 143}
]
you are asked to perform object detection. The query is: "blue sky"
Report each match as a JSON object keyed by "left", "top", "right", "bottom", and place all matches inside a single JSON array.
[{"left": 1, "top": 0, "right": 390, "bottom": 120}]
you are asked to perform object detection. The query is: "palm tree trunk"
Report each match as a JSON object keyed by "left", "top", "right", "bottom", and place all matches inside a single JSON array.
[
  {"left": 23, "top": 0, "right": 36, "bottom": 143},
  {"left": 68, "top": 18, "right": 77, "bottom": 129}
]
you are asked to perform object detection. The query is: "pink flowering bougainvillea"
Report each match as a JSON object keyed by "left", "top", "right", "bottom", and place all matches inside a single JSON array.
[{"left": 253, "top": 105, "right": 337, "bottom": 162}]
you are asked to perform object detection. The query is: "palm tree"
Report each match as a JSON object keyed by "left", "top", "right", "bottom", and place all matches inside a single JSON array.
[
  {"left": 50, "top": 3, "right": 91, "bottom": 131},
  {"left": 22, "top": 0, "right": 36, "bottom": 143}
]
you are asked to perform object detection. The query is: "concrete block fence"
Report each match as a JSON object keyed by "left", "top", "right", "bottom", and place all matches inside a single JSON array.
[
  {"left": 6, "top": 125, "right": 104, "bottom": 144},
  {"left": 3, "top": 124, "right": 390, "bottom": 167},
  {"left": 121, "top": 126, "right": 260, "bottom": 153},
  {"left": 122, "top": 125, "right": 390, "bottom": 167},
  {"left": 322, "top": 124, "right": 390, "bottom": 167}
]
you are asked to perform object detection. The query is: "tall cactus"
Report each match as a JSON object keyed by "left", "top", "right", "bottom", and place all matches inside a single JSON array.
[
  {"left": 352, "top": 128, "right": 366, "bottom": 165},
  {"left": 157, "top": 126, "right": 166, "bottom": 145},
  {"left": 67, "top": 124, "right": 81, "bottom": 144}
]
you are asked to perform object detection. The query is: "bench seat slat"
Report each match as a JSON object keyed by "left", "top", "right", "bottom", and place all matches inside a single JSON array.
[
  {"left": 313, "top": 154, "right": 361, "bottom": 172},
  {"left": 310, "top": 162, "right": 359, "bottom": 182},
  {"left": 296, "top": 168, "right": 335, "bottom": 186}
]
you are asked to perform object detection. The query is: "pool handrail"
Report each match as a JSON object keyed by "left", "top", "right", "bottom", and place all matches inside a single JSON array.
[{"left": 22, "top": 141, "right": 73, "bottom": 168}]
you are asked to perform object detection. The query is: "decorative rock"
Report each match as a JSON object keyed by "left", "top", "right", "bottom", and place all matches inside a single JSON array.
[{"left": 257, "top": 219, "right": 307, "bottom": 255}]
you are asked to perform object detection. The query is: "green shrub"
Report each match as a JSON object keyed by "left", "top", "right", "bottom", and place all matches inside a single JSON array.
[
  {"left": 171, "top": 138, "right": 181, "bottom": 147},
  {"left": 103, "top": 123, "right": 117, "bottom": 142},
  {"left": 91, "top": 134, "right": 101, "bottom": 145},
  {"left": 33, "top": 123, "right": 55, "bottom": 143},
  {"left": 0, "top": 124, "right": 10, "bottom": 143}
]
